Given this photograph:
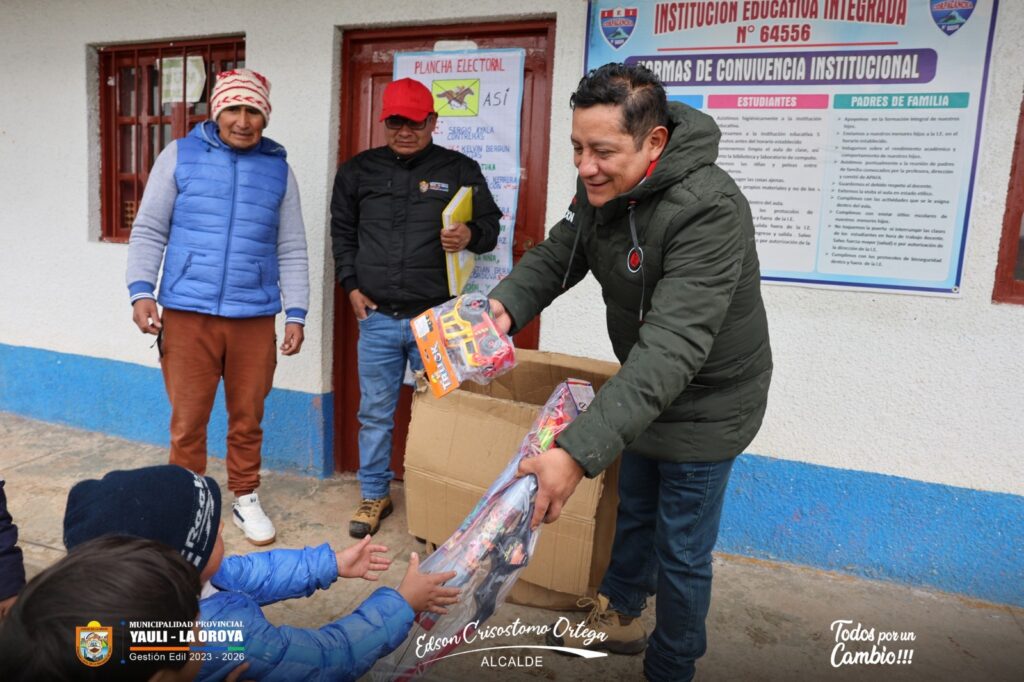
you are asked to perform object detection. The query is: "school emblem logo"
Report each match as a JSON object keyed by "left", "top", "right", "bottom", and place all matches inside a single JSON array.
[
  {"left": 76, "top": 621, "right": 113, "bottom": 667},
  {"left": 432, "top": 79, "right": 480, "bottom": 117},
  {"left": 930, "top": 0, "right": 975, "bottom": 36},
  {"left": 627, "top": 246, "right": 643, "bottom": 273},
  {"left": 600, "top": 7, "right": 639, "bottom": 50}
]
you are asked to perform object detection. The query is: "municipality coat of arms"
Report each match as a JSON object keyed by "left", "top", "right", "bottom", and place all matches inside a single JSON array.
[{"left": 76, "top": 621, "right": 113, "bottom": 667}]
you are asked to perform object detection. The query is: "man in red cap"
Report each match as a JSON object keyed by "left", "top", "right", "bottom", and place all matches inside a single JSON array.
[{"left": 331, "top": 77, "right": 501, "bottom": 538}]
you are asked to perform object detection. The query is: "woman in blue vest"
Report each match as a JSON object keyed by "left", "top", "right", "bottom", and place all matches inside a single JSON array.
[{"left": 126, "top": 69, "right": 309, "bottom": 546}]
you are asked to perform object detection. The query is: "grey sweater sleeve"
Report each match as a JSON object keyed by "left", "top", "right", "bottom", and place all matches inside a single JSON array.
[
  {"left": 278, "top": 167, "right": 310, "bottom": 324},
  {"left": 125, "top": 142, "right": 178, "bottom": 302}
]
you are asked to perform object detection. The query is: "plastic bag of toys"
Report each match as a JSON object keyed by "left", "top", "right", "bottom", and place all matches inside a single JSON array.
[
  {"left": 410, "top": 293, "right": 516, "bottom": 398},
  {"left": 372, "top": 379, "right": 595, "bottom": 680}
]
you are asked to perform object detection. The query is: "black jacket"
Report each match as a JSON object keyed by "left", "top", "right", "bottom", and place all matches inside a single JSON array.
[
  {"left": 0, "top": 480, "right": 25, "bottom": 601},
  {"left": 331, "top": 143, "right": 501, "bottom": 317}
]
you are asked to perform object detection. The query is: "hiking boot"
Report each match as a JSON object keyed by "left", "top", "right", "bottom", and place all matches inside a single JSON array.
[
  {"left": 349, "top": 496, "right": 393, "bottom": 538},
  {"left": 545, "top": 594, "right": 648, "bottom": 655},
  {"left": 232, "top": 492, "right": 276, "bottom": 546}
]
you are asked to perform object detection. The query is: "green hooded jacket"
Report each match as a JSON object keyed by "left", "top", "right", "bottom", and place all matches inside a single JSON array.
[{"left": 490, "top": 102, "right": 772, "bottom": 477}]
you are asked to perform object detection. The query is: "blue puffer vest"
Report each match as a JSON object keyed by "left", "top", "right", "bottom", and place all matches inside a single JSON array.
[{"left": 157, "top": 120, "right": 288, "bottom": 318}]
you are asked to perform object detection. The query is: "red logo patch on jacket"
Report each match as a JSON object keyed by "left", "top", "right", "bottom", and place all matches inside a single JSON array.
[{"left": 627, "top": 247, "right": 643, "bottom": 273}]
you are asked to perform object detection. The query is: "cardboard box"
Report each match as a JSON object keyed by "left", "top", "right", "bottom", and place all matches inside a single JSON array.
[{"left": 404, "top": 348, "right": 621, "bottom": 609}]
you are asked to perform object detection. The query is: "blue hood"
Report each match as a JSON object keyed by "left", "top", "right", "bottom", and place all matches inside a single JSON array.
[{"left": 191, "top": 120, "right": 287, "bottom": 158}]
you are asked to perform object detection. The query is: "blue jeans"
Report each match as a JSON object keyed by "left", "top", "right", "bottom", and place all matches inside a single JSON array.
[
  {"left": 356, "top": 311, "right": 423, "bottom": 500},
  {"left": 599, "top": 454, "right": 735, "bottom": 682}
]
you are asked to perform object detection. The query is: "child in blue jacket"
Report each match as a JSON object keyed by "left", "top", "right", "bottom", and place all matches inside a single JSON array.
[{"left": 63, "top": 465, "right": 458, "bottom": 681}]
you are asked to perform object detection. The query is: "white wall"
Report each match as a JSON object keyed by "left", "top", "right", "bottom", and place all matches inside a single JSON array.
[{"left": 1, "top": 1, "right": 1021, "bottom": 497}]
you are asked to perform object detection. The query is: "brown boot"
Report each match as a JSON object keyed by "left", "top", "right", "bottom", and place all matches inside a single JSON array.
[
  {"left": 546, "top": 594, "right": 648, "bottom": 655},
  {"left": 349, "top": 496, "right": 393, "bottom": 538}
]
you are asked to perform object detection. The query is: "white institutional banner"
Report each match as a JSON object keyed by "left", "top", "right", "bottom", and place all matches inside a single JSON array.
[
  {"left": 585, "top": 1, "right": 999, "bottom": 296},
  {"left": 394, "top": 49, "right": 525, "bottom": 294}
]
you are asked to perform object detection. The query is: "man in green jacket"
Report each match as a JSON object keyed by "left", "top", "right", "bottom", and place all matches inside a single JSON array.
[{"left": 488, "top": 63, "right": 772, "bottom": 681}]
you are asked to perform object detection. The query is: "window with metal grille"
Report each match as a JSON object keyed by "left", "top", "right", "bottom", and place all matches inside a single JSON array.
[
  {"left": 993, "top": 96, "right": 1024, "bottom": 304},
  {"left": 98, "top": 36, "right": 245, "bottom": 242}
]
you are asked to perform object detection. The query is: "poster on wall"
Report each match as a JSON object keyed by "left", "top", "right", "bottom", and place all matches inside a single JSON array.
[
  {"left": 585, "top": 1, "right": 999, "bottom": 295},
  {"left": 159, "top": 56, "right": 207, "bottom": 103},
  {"left": 394, "top": 49, "right": 525, "bottom": 294}
]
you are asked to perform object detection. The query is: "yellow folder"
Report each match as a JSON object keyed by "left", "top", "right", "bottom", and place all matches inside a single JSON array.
[{"left": 443, "top": 186, "right": 475, "bottom": 296}]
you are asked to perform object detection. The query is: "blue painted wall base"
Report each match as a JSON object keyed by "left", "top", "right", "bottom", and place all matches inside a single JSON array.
[
  {"left": 1, "top": 343, "right": 1021, "bottom": 606},
  {"left": 721, "top": 455, "right": 1023, "bottom": 607},
  {"left": 0, "top": 343, "right": 332, "bottom": 478}
]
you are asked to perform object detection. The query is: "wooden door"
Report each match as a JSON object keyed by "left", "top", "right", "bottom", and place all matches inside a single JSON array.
[{"left": 333, "top": 21, "right": 555, "bottom": 474}]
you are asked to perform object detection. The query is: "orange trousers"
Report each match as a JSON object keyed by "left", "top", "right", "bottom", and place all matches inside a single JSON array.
[{"left": 160, "top": 309, "right": 276, "bottom": 495}]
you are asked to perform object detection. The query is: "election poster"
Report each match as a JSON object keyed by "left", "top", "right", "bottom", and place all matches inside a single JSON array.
[
  {"left": 395, "top": 49, "right": 526, "bottom": 294},
  {"left": 586, "top": 1, "right": 999, "bottom": 295}
]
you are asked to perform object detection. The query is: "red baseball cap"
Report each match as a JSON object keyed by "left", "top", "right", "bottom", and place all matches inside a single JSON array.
[{"left": 380, "top": 78, "right": 436, "bottom": 122}]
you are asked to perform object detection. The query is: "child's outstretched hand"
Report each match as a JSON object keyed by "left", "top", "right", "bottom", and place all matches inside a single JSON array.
[
  {"left": 397, "top": 552, "right": 461, "bottom": 614},
  {"left": 336, "top": 535, "right": 391, "bottom": 581}
]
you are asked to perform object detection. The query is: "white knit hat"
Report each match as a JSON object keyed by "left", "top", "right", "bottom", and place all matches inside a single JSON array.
[{"left": 210, "top": 68, "right": 272, "bottom": 124}]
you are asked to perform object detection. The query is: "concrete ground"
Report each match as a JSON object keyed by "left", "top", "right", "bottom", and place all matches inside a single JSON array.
[{"left": 2, "top": 412, "right": 1021, "bottom": 681}]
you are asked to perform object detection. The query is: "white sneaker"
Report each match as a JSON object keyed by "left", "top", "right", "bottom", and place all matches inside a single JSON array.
[{"left": 233, "top": 492, "right": 276, "bottom": 545}]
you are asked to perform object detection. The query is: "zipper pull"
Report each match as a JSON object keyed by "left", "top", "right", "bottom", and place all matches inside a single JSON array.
[{"left": 628, "top": 203, "right": 645, "bottom": 323}]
